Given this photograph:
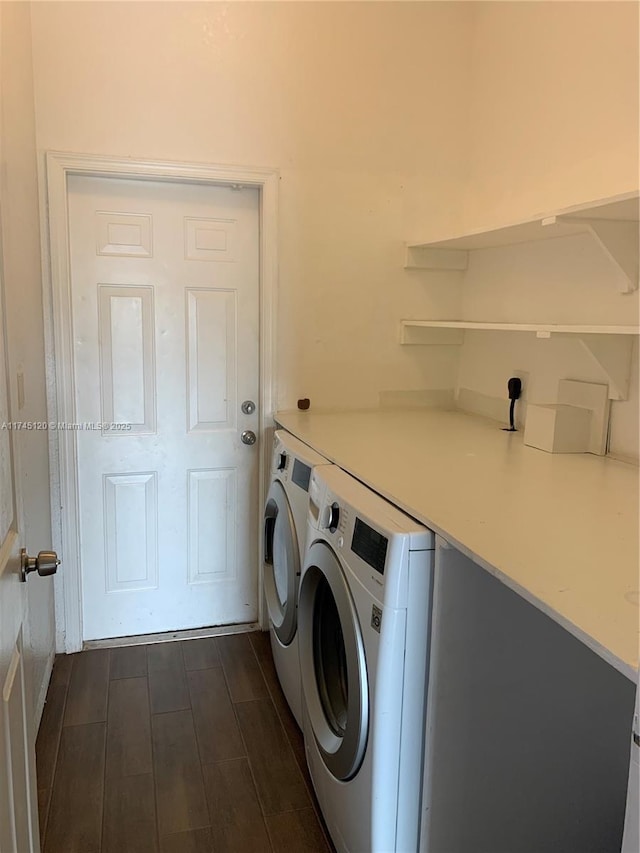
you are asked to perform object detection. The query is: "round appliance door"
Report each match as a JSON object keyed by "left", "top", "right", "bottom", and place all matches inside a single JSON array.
[
  {"left": 263, "top": 480, "right": 300, "bottom": 645},
  {"left": 299, "top": 540, "right": 368, "bottom": 781}
]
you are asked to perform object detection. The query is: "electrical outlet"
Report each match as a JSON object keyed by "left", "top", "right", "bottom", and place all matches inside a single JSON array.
[
  {"left": 511, "top": 370, "right": 529, "bottom": 400},
  {"left": 510, "top": 370, "right": 529, "bottom": 430}
]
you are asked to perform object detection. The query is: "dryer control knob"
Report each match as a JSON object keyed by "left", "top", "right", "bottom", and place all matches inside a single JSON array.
[
  {"left": 326, "top": 501, "right": 340, "bottom": 533},
  {"left": 276, "top": 452, "right": 287, "bottom": 471}
]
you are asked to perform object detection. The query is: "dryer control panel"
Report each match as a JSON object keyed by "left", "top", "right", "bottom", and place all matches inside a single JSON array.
[
  {"left": 308, "top": 465, "right": 434, "bottom": 608},
  {"left": 352, "top": 517, "right": 388, "bottom": 575},
  {"left": 291, "top": 459, "right": 312, "bottom": 492}
]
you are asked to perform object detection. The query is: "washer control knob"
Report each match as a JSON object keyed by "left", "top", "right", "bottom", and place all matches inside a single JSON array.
[{"left": 326, "top": 501, "right": 340, "bottom": 533}]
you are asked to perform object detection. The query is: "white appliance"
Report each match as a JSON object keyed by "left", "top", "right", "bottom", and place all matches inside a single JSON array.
[
  {"left": 298, "top": 465, "right": 435, "bottom": 853},
  {"left": 263, "top": 430, "right": 332, "bottom": 728}
]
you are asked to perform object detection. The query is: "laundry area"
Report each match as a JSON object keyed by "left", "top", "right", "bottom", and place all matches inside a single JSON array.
[{"left": 0, "top": 2, "right": 638, "bottom": 852}]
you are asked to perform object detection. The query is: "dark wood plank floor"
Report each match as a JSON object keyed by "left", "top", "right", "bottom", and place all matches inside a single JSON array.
[{"left": 36, "top": 631, "right": 333, "bottom": 853}]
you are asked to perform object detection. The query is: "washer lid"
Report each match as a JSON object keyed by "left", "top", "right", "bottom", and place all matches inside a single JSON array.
[{"left": 264, "top": 480, "right": 299, "bottom": 646}]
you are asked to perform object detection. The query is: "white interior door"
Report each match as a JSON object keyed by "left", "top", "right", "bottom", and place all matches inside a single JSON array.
[
  {"left": 0, "top": 247, "right": 39, "bottom": 851},
  {"left": 68, "top": 176, "right": 260, "bottom": 641}
]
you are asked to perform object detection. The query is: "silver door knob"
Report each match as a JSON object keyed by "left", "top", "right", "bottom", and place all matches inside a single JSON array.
[
  {"left": 20, "top": 548, "right": 60, "bottom": 583},
  {"left": 241, "top": 400, "right": 256, "bottom": 415},
  {"left": 241, "top": 430, "right": 257, "bottom": 446}
]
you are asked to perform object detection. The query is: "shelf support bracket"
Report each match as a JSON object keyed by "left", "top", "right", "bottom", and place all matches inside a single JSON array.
[
  {"left": 575, "top": 334, "right": 634, "bottom": 401},
  {"left": 545, "top": 216, "right": 639, "bottom": 293}
]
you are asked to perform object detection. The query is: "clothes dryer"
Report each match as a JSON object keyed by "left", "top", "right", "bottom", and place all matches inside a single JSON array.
[
  {"left": 263, "top": 430, "right": 331, "bottom": 728},
  {"left": 298, "top": 465, "right": 435, "bottom": 853}
]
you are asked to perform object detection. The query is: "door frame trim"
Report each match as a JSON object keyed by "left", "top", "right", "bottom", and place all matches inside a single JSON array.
[{"left": 44, "top": 151, "right": 278, "bottom": 652}]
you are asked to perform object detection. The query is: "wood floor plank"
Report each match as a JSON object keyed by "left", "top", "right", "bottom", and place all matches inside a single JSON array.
[
  {"left": 249, "top": 630, "right": 311, "bottom": 787},
  {"left": 152, "top": 710, "right": 209, "bottom": 836},
  {"left": 187, "top": 668, "right": 245, "bottom": 764},
  {"left": 37, "top": 786, "right": 51, "bottom": 842},
  {"left": 103, "top": 773, "right": 158, "bottom": 853},
  {"left": 44, "top": 722, "right": 106, "bottom": 853},
  {"left": 266, "top": 808, "right": 331, "bottom": 853},
  {"left": 159, "top": 827, "right": 214, "bottom": 853},
  {"left": 63, "top": 649, "right": 110, "bottom": 727},
  {"left": 110, "top": 644, "right": 148, "bottom": 680},
  {"left": 106, "top": 676, "right": 152, "bottom": 778},
  {"left": 50, "top": 653, "right": 74, "bottom": 690},
  {"left": 247, "top": 629, "right": 271, "bottom": 661},
  {"left": 217, "top": 633, "right": 269, "bottom": 703},
  {"left": 36, "top": 681, "right": 68, "bottom": 791},
  {"left": 235, "top": 699, "right": 310, "bottom": 815},
  {"left": 202, "top": 758, "right": 271, "bottom": 853},
  {"left": 148, "top": 643, "right": 190, "bottom": 714},
  {"left": 182, "top": 637, "right": 221, "bottom": 671}
]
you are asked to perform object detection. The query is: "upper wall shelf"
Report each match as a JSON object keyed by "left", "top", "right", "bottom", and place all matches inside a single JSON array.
[
  {"left": 400, "top": 320, "right": 640, "bottom": 343},
  {"left": 405, "top": 194, "right": 640, "bottom": 293},
  {"left": 400, "top": 320, "right": 640, "bottom": 400}
]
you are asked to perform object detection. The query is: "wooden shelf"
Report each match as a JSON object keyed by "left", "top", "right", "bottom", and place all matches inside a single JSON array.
[
  {"left": 399, "top": 320, "right": 639, "bottom": 401},
  {"left": 405, "top": 193, "right": 640, "bottom": 293},
  {"left": 400, "top": 320, "right": 640, "bottom": 341}
]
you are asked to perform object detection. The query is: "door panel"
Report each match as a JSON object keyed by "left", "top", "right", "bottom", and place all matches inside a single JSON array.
[
  {"left": 68, "top": 177, "right": 260, "bottom": 640},
  {"left": 187, "top": 468, "right": 237, "bottom": 585},
  {"left": 186, "top": 288, "right": 236, "bottom": 431},
  {"left": 104, "top": 472, "right": 158, "bottom": 592},
  {"left": 2, "top": 634, "right": 30, "bottom": 852},
  {"left": 98, "top": 284, "right": 155, "bottom": 433},
  {"left": 0, "top": 248, "right": 38, "bottom": 849}
]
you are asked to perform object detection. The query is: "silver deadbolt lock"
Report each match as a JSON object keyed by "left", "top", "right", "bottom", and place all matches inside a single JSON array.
[
  {"left": 20, "top": 548, "right": 60, "bottom": 583},
  {"left": 241, "top": 430, "right": 257, "bottom": 446},
  {"left": 241, "top": 400, "right": 256, "bottom": 415}
]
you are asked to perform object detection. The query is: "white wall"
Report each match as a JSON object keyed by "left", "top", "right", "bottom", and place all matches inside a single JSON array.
[
  {"left": 396, "top": 2, "right": 639, "bottom": 458},
  {"left": 0, "top": 2, "right": 55, "bottom": 722},
  {"left": 26, "top": 3, "right": 640, "bottom": 479},
  {"left": 30, "top": 0, "right": 473, "bottom": 410},
  {"left": 453, "top": 1, "right": 639, "bottom": 459},
  {"left": 464, "top": 0, "right": 639, "bottom": 229}
]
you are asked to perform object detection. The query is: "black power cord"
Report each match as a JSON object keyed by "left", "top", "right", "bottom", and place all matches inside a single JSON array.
[{"left": 502, "top": 377, "right": 522, "bottom": 432}]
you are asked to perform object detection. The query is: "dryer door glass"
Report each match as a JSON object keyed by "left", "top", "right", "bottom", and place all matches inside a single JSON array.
[
  {"left": 263, "top": 480, "right": 299, "bottom": 645},
  {"left": 273, "top": 522, "right": 290, "bottom": 607},
  {"left": 299, "top": 541, "right": 369, "bottom": 781},
  {"left": 313, "top": 574, "right": 349, "bottom": 736}
]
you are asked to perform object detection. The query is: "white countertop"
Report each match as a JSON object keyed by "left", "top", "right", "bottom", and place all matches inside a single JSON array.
[{"left": 275, "top": 409, "right": 639, "bottom": 680}]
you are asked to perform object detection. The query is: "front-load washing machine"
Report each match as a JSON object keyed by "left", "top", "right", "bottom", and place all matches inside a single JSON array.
[
  {"left": 263, "top": 430, "right": 332, "bottom": 728},
  {"left": 298, "top": 465, "right": 435, "bottom": 853}
]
